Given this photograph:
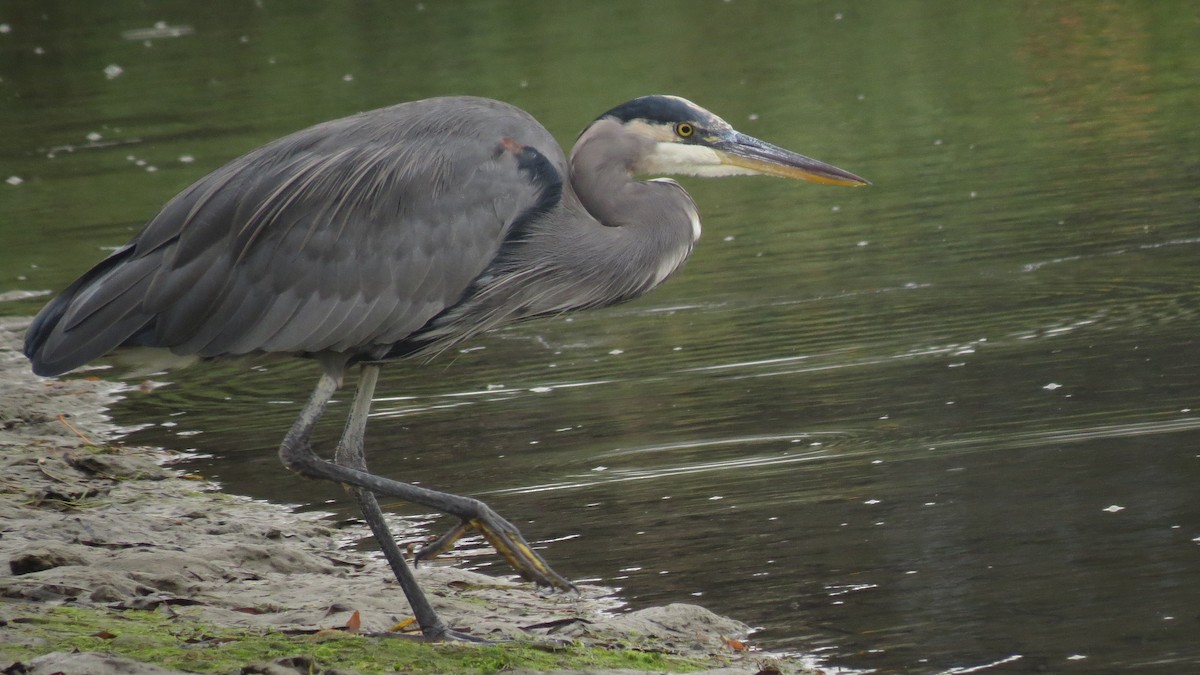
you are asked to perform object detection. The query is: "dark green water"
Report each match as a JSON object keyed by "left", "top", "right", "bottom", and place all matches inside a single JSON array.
[{"left": 4, "top": 2, "right": 1200, "bottom": 672}]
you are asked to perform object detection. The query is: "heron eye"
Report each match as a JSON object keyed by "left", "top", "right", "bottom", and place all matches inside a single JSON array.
[{"left": 675, "top": 123, "right": 695, "bottom": 138}]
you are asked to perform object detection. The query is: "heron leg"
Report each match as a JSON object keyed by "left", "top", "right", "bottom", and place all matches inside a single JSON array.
[
  {"left": 331, "top": 364, "right": 451, "bottom": 641},
  {"left": 278, "top": 365, "right": 576, "bottom": 616}
]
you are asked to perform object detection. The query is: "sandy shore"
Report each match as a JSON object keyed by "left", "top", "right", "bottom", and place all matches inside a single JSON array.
[{"left": 0, "top": 316, "right": 821, "bottom": 674}]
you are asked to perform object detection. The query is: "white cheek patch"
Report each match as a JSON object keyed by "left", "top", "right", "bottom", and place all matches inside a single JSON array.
[{"left": 640, "top": 142, "right": 762, "bottom": 178}]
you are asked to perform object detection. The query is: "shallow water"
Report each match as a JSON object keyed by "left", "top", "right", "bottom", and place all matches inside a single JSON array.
[{"left": 3, "top": 2, "right": 1200, "bottom": 672}]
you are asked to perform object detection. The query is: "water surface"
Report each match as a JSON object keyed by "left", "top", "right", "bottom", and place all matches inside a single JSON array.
[{"left": 3, "top": 2, "right": 1199, "bottom": 672}]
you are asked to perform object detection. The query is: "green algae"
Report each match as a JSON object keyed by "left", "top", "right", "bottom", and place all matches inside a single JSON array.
[{"left": 1, "top": 605, "right": 709, "bottom": 674}]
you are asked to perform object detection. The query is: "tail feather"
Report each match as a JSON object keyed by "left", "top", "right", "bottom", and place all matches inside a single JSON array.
[{"left": 24, "top": 245, "right": 157, "bottom": 377}]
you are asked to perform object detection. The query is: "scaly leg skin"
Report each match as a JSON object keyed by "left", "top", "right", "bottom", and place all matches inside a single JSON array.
[
  {"left": 332, "top": 364, "right": 460, "bottom": 641},
  {"left": 279, "top": 363, "right": 575, "bottom": 640}
]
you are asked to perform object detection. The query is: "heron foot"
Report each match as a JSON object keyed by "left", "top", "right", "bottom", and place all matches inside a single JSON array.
[
  {"left": 415, "top": 510, "right": 577, "bottom": 593},
  {"left": 425, "top": 626, "right": 495, "bottom": 644}
]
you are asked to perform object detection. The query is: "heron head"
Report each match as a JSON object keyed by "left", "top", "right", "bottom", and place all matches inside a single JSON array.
[{"left": 590, "top": 95, "right": 869, "bottom": 187}]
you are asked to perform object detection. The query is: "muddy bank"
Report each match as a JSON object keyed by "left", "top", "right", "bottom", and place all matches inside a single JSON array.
[{"left": 0, "top": 317, "right": 821, "bottom": 674}]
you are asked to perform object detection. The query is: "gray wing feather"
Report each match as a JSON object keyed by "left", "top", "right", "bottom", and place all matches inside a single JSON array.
[{"left": 27, "top": 97, "right": 564, "bottom": 373}]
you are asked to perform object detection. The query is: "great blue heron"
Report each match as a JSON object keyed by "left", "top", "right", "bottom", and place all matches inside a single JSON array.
[{"left": 25, "top": 95, "right": 867, "bottom": 640}]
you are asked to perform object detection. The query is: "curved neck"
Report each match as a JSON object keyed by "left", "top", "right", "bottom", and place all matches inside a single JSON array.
[
  {"left": 567, "top": 119, "right": 698, "bottom": 237},
  {"left": 555, "top": 123, "right": 700, "bottom": 306}
]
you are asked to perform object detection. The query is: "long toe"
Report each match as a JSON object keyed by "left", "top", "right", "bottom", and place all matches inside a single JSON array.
[
  {"left": 413, "top": 521, "right": 471, "bottom": 565},
  {"left": 416, "top": 511, "right": 576, "bottom": 592},
  {"left": 471, "top": 513, "right": 577, "bottom": 592}
]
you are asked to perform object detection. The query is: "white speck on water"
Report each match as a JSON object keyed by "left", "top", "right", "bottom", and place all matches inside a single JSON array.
[
  {"left": 924, "top": 502, "right": 937, "bottom": 506},
  {"left": 871, "top": 459, "right": 884, "bottom": 464},
  {"left": 857, "top": 93, "right": 866, "bottom": 101},
  {"left": 831, "top": 205, "right": 841, "bottom": 212},
  {"left": 6, "top": 176, "right": 23, "bottom": 186},
  {"left": 135, "top": 159, "right": 146, "bottom": 167},
  {"left": 33, "top": 46, "right": 45, "bottom": 55},
  {"left": 690, "top": 591, "right": 703, "bottom": 597},
  {"left": 970, "top": 191, "right": 978, "bottom": 198},
  {"left": 619, "top": 567, "right": 642, "bottom": 572},
  {"left": 145, "top": 165, "right": 157, "bottom": 172},
  {"left": 810, "top": 441, "right": 822, "bottom": 447},
  {"left": 591, "top": 466, "right": 607, "bottom": 472},
  {"left": 585, "top": 502, "right": 601, "bottom": 508},
  {"left": 864, "top": 499, "right": 881, "bottom": 505},
  {"left": 527, "top": 440, "right": 538, "bottom": 445},
  {"left": 0, "top": 23, "right": 11, "bottom": 33},
  {"left": 529, "top": 386, "right": 552, "bottom": 393},
  {"left": 834, "top": 12, "right": 843, "bottom": 20},
  {"left": 748, "top": 113, "right": 759, "bottom": 121},
  {"left": 878, "top": 415, "right": 889, "bottom": 420},
  {"left": 519, "top": 79, "right": 528, "bottom": 88},
  {"left": 933, "top": 138, "right": 943, "bottom": 145},
  {"left": 1102, "top": 505, "right": 1125, "bottom": 513},
  {"left": 1067, "top": 654, "right": 1087, "bottom": 661},
  {"left": 86, "top": 131, "right": 102, "bottom": 142},
  {"left": 104, "top": 64, "right": 124, "bottom": 79},
  {"left": 1043, "top": 382, "right": 1063, "bottom": 390},
  {"left": 857, "top": 240, "right": 869, "bottom": 247},
  {"left": 342, "top": 73, "right": 354, "bottom": 82},
  {"left": 239, "top": 35, "right": 250, "bottom": 44},
  {"left": 486, "top": 383, "right": 505, "bottom": 390},
  {"left": 723, "top": 235, "right": 735, "bottom": 241},
  {"left": 121, "top": 22, "right": 194, "bottom": 41},
  {"left": 608, "top": 348, "right": 624, "bottom": 355}
]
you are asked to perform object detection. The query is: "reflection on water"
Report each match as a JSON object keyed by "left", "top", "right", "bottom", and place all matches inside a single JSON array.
[{"left": 4, "top": 2, "right": 1200, "bottom": 673}]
